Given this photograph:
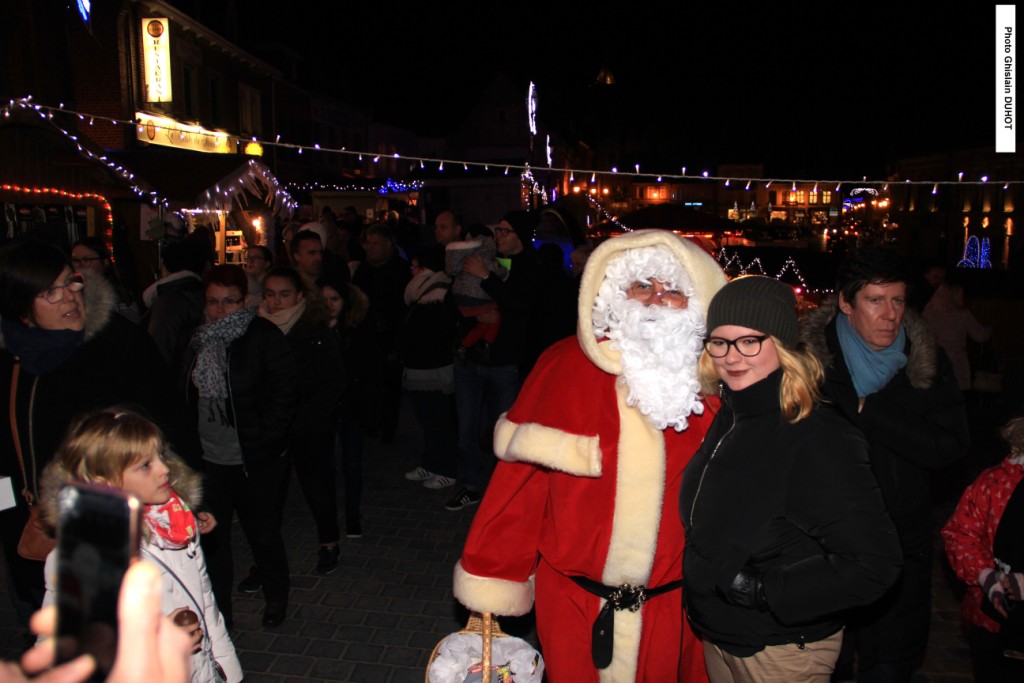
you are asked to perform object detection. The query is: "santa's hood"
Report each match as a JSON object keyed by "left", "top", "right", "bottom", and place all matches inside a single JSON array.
[{"left": 576, "top": 230, "right": 727, "bottom": 375}]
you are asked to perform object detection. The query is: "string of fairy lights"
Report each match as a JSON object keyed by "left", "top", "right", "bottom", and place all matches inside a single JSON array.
[{"left": 4, "top": 96, "right": 1020, "bottom": 197}]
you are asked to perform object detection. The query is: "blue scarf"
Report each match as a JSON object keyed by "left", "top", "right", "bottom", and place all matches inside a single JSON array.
[
  {"left": 836, "top": 313, "right": 907, "bottom": 398},
  {"left": 1, "top": 318, "right": 85, "bottom": 375}
]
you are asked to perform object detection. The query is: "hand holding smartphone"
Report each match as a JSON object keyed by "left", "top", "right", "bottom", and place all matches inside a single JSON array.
[{"left": 54, "top": 482, "right": 141, "bottom": 681}]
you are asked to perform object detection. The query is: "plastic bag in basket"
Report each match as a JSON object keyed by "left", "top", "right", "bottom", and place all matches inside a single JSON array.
[{"left": 427, "top": 632, "right": 543, "bottom": 683}]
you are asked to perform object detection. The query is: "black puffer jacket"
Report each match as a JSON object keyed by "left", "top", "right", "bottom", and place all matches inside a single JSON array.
[
  {"left": 680, "top": 369, "right": 902, "bottom": 656},
  {"left": 183, "top": 316, "right": 299, "bottom": 468}
]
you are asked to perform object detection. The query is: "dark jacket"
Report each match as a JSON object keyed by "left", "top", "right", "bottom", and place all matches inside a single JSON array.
[
  {"left": 397, "top": 270, "right": 458, "bottom": 371},
  {"left": 799, "top": 302, "right": 969, "bottom": 667},
  {"left": 352, "top": 253, "right": 411, "bottom": 353},
  {"left": 144, "top": 274, "right": 204, "bottom": 368},
  {"left": 476, "top": 249, "right": 541, "bottom": 371},
  {"left": 282, "top": 304, "right": 344, "bottom": 436},
  {"left": 680, "top": 369, "right": 902, "bottom": 656},
  {"left": 183, "top": 316, "right": 299, "bottom": 469}
]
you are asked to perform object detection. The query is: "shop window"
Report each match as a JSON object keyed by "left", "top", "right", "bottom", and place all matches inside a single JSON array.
[{"left": 238, "top": 83, "right": 261, "bottom": 136}]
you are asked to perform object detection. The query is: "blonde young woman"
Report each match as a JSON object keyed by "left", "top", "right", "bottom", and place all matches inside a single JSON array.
[
  {"left": 679, "top": 276, "right": 902, "bottom": 683},
  {"left": 39, "top": 408, "right": 242, "bottom": 683}
]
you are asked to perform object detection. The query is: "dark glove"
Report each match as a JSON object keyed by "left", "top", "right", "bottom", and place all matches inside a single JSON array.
[{"left": 725, "top": 566, "right": 769, "bottom": 611}]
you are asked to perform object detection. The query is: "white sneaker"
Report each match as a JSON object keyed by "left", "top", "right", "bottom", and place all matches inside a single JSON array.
[
  {"left": 423, "top": 475, "right": 456, "bottom": 490},
  {"left": 404, "top": 466, "right": 435, "bottom": 481}
]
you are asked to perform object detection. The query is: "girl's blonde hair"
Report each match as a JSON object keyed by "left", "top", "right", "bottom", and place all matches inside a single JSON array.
[
  {"left": 55, "top": 407, "right": 166, "bottom": 486},
  {"left": 1002, "top": 417, "right": 1024, "bottom": 456},
  {"left": 699, "top": 336, "right": 824, "bottom": 423}
]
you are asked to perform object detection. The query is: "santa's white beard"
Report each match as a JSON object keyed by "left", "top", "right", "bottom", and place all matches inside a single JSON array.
[{"left": 604, "top": 297, "right": 706, "bottom": 432}]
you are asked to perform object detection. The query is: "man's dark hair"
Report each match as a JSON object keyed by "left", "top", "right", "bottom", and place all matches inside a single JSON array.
[
  {"left": 836, "top": 246, "right": 910, "bottom": 306},
  {"left": 290, "top": 230, "right": 322, "bottom": 256},
  {"left": 202, "top": 264, "right": 248, "bottom": 297},
  {"left": 247, "top": 245, "right": 272, "bottom": 263},
  {"left": 162, "top": 240, "right": 209, "bottom": 275},
  {"left": 0, "top": 240, "right": 68, "bottom": 321},
  {"left": 263, "top": 266, "right": 304, "bottom": 293},
  {"left": 364, "top": 222, "right": 394, "bottom": 243}
]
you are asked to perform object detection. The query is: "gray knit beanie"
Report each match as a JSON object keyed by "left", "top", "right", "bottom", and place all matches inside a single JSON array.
[{"left": 706, "top": 276, "right": 799, "bottom": 347}]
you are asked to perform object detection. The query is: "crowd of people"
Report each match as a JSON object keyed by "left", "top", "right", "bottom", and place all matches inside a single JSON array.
[{"left": 0, "top": 206, "right": 1015, "bottom": 683}]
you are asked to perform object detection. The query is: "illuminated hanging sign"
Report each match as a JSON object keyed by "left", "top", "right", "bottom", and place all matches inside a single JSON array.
[
  {"left": 136, "top": 112, "right": 234, "bottom": 154},
  {"left": 142, "top": 18, "right": 172, "bottom": 102}
]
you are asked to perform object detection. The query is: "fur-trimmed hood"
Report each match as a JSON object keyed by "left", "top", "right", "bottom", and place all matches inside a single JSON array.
[
  {"left": 576, "top": 230, "right": 727, "bottom": 376},
  {"left": 800, "top": 300, "right": 940, "bottom": 390},
  {"left": 37, "top": 451, "right": 203, "bottom": 538}
]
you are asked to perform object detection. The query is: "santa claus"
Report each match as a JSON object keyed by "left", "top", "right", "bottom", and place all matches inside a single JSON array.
[{"left": 453, "top": 229, "right": 727, "bottom": 683}]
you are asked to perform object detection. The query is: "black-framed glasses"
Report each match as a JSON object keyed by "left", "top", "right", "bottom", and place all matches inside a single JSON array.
[
  {"left": 37, "top": 273, "right": 85, "bottom": 304},
  {"left": 703, "top": 335, "right": 769, "bottom": 358}
]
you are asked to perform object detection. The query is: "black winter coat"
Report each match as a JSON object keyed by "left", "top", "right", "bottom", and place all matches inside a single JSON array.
[
  {"left": 680, "top": 369, "right": 902, "bottom": 656},
  {"left": 282, "top": 305, "right": 344, "bottom": 436},
  {"left": 183, "top": 316, "right": 299, "bottom": 469},
  {"left": 800, "top": 304, "right": 969, "bottom": 667}
]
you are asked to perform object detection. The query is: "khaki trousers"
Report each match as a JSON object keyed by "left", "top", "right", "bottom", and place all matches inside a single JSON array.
[{"left": 704, "top": 630, "right": 843, "bottom": 683}]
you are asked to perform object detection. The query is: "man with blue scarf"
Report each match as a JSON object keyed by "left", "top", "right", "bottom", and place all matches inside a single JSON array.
[{"left": 801, "top": 247, "right": 969, "bottom": 683}]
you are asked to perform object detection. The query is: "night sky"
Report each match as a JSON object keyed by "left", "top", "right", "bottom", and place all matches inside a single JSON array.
[{"left": 210, "top": 2, "right": 997, "bottom": 179}]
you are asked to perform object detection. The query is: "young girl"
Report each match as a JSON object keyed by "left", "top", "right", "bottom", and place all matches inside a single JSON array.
[{"left": 40, "top": 407, "right": 243, "bottom": 683}]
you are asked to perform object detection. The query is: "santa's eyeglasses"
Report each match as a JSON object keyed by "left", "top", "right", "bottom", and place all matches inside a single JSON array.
[{"left": 627, "top": 280, "right": 688, "bottom": 308}]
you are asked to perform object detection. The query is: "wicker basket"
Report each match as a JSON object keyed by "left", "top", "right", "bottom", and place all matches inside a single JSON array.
[{"left": 425, "top": 612, "right": 506, "bottom": 683}]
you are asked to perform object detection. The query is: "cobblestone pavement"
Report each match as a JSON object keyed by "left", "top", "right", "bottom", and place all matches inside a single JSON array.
[{"left": 0, "top": 394, "right": 982, "bottom": 681}]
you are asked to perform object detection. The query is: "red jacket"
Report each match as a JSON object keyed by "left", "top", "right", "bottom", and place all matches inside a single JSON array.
[{"left": 941, "top": 456, "right": 1024, "bottom": 632}]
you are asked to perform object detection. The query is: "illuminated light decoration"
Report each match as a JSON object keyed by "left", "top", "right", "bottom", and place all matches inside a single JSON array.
[
  {"left": 504, "top": 167, "right": 509, "bottom": 176},
  {"left": 635, "top": 164, "right": 640, "bottom": 173},
  {"left": 569, "top": 172, "right": 575, "bottom": 183},
  {"left": 725, "top": 179, "right": 730, "bottom": 187},
  {"left": 141, "top": 18, "right": 172, "bottom": 103},
  {"left": 6, "top": 99, "right": 1024, "bottom": 192},
  {"left": 791, "top": 182, "right": 797, "bottom": 192},
  {"left": 850, "top": 187, "right": 879, "bottom": 197},
  {"left": 766, "top": 181, "right": 772, "bottom": 188},
  {"left": 243, "top": 141, "right": 263, "bottom": 157},
  {"left": 393, "top": 153, "right": 399, "bottom": 159},
  {"left": 2, "top": 184, "right": 115, "bottom": 242},
  {"left": 546, "top": 135, "right": 552, "bottom": 167},
  {"left": 958, "top": 235, "right": 993, "bottom": 268},
  {"left": 883, "top": 183, "right": 889, "bottom": 191},
  {"left": 657, "top": 176, "right": 663, "bottom": 182},
  {"left": 76, "top": 0, "right": 90, "bottom": 23},
  {"left": 372, "top": 155, "right": 379, "bottom": 163},
  {"left": 932, "top": 184, "right": 939, "bottom": 195},
  {"left": 702, "top": 171, "right": 709, "bottom": 178},
  {"left": 612, "top": 167, "right": 618, "bottom": 173},
  {"left": 813, "top": 183, "right": 818, "bottom": 193},
  {"left": 463, "top": 163, "right": 468, "bottom": 171},
  {"left": 745, "top": 180, "right": 751, "bottom": 190},
  {"left": 981, "top": 175, "right": 989, "bottom": 182},
  {"left": 439, "top": 161, "right": 444, "bottom": 171},
  {"left": 527, "top": 82, "right": 537, "bottom": 136},
  {"left": 958, "top": 172, "right": 964, "bottom": 181}
]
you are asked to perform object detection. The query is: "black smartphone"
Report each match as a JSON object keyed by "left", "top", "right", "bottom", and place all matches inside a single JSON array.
[{"left": 54, "top": 482, "right": 141, "bottom": 681}]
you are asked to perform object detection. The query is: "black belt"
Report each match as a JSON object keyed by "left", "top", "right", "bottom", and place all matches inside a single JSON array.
[{"left": 570, "top": 576, "right": 683, "bottom": 669}]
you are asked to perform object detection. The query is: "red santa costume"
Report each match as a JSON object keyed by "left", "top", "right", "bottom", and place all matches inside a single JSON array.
[{"left": 453, "top": 230, "right": 727, "bottom": 683}]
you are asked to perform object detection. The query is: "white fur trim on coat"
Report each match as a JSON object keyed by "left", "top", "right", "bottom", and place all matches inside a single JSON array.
[
  {"left": 599, "top": 381, "right": 665, "bottom": 681},
  {"left": 453, "top": 561, "right": 535, "bottom": 616},
  {"left": 493, "top": 414, "right": 603, "bottom": 477}
]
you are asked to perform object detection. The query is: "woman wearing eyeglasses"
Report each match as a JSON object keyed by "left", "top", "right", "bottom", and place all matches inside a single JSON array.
[
  {"left": 182, "top": 264, "right": 298, "bottom": 629},
  {"left": 0, "top": 240, "right": 196, "bottom": 625},
  {"left": 71, "top": 237, "right": 141, "bottom": 323},
  {"left": 679, "top": 276, "right": 902, "bottom": 683}
]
